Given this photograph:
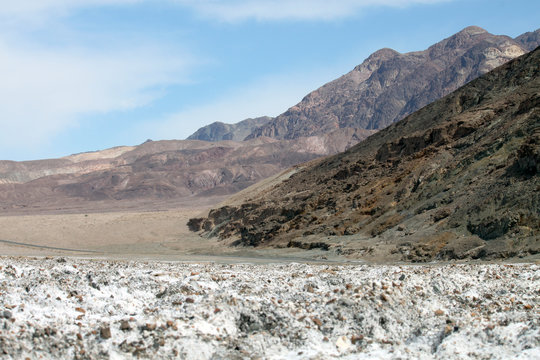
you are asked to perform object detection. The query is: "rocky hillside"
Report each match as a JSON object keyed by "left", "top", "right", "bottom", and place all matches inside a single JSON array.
[
  {"left": 515, "top": 29, "right": 540, "bottom": 51},
  {"left": 192, "top": 47, "right": 540, "bottom": 262},
  {"left": 187, "top": 116, "right": 272, "bottom": 142},
  {"left": 245, "top": 26, "right": 539, "bottom": 140},
  {"left": 0, "top": 130, "right": 374, "bottom": 214}
]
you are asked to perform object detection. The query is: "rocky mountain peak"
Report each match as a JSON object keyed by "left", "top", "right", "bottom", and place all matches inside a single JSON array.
[
  {"left": 460, "top": 25, "right": 488, "bottom": 35},
  {"left": 515, "top": 28, "right": 540, "bottom": 51},
  {"left": 363, "top": 47, "right": 401, "bottom": 62},
  {"left": 244, "top": 26, "right": 537, "bottom": 141}
]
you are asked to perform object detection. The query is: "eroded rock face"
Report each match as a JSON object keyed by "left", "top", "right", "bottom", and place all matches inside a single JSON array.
[
  {"left": 246, "top": 27, "right": 539, "bottom": 141},
  {"left": 193, "top": 47, "right": 540, "bottom": 262}
]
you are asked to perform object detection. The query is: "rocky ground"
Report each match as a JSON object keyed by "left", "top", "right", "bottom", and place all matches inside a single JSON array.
[{"left": 0, "top": 257, "right": 538, "bottom": 359}]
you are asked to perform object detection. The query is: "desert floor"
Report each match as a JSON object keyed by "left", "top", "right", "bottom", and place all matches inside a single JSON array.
[
  {"left": 0, "top": 257, "right": 538, "bottom": 359},
  {"left": 0, "top": 210, "right": 538, "bottom": 359},
  {"left": 0, "top": 209, "right": 340, "bottom": 263}
]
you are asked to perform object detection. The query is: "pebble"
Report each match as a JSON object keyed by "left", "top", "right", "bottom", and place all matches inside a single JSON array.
[
  {"left": 99, "top": 326, "right": 111, "bottom": 339},
  {"left": 120, "top": 320, "right": 131, "bottom": 331}
]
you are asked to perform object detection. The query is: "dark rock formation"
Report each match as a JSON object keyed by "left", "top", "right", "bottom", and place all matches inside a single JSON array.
[{"left": 515, "top": 28, "right": 540, "bottom": 51}]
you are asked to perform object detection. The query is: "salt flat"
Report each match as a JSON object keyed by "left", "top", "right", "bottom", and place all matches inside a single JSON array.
[{"left": 0, "top": 257, "right": 538, "bottom": 359}]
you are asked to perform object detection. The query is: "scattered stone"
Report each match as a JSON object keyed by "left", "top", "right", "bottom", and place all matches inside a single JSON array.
[
  {"left": 2, "top": 310, "right": 12, "bottom": 319},
  {"left": 143, "top": 323, "right": 157, "bottom": 331},
  {"left": 120, "top": 320, "right": 131, "bottom": 331},
  {"left": 351, "top": 335, "right": 364, "bottom": 344},
  {"left": 311, "top": 317, "right": 323, "bottom": 327},
  {"left": 434, "top": 309, "right": 445, "bottom": 316},
  {"left": 99, "top": 326, "right": 111, "bottom": 339},
  {"left": 0, "top": 257, "right": 537, "bottom": 359}
]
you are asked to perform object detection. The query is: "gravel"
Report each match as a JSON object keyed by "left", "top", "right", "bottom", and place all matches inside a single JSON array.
[{"left": 0, "top": 257, "right": 538, "bottom": 359}]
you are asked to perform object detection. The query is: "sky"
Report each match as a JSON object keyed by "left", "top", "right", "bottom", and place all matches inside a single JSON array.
[{"left": 1, "top": 0, "right": 538, "bottom": 161}]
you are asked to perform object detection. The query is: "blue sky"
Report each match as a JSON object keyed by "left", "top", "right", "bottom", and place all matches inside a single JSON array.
[{"left": 1, "top": 0, "right": 538, "bottom": 161}]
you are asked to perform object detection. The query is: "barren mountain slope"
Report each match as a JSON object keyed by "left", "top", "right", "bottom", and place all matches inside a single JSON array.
[
  {"left": 515, "top": 28, "right": 540, "bottom": 51},
  {"left": 192, "top": 47, "right": 540, "bottom": 262},
  {"left": 187, "top": 116, "right": 272, "bottom": 142},
  {"left": 0, "top": 131, "right": 374, "bottom": 214},
  {"left": 246, "top": 27, "right": 539, "bottom": 140}
]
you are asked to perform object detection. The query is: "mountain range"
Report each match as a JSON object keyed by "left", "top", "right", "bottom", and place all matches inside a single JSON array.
[
  {"left": 1, "top": 26, "right": 538, "bottom": 217},
  {"left": 0, "top": 129, "right": 374, "bottom": 214},
  {"left": 191, "top": 45, "right": 540, "bottom": 261},
  {"left": 191, "top": 26, "right": 539, "bottom": 142}
]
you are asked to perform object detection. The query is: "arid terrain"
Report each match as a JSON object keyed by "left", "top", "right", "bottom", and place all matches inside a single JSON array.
[
  {"left": 246, "top": 27, "right": 539, "bottom": 140},
  {"left": 1, "top": 258, "right": 538, "bottom": 359},
  {"left": 1, "top": 27, "right": 537, "bottom": 221},
  {"left": 0, "top": 26, "right": 539, "bottom": 360},
  {"left": 0, "top": 208, "right": 348, "bottom": 263},
  {"left": 193, "top": 46, "right": 540, "bottom": 263}
]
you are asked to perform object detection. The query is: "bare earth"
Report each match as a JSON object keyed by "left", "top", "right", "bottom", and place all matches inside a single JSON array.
[
  {"left": 0, "top": 211, "right": 539, "bottom": 359},
  {"left": 0, "top": 209, "right": 339, "bottom": 263}
]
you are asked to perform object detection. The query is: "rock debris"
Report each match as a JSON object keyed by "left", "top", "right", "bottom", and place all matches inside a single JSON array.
[{"left": 0, "top": 257, "right": 538, "bottom": 359}]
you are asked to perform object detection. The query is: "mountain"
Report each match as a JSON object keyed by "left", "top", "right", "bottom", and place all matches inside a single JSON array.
[
  {"left": 0, "top": 129, "right": 374, "bottom": 214},
  {"left": 191, "top": 46, "right": 540, "bottom": 261},
  {"left": 515, "top": 28, "right": 540, "bottom": 51},
  {"left": 187, "top": 116, "right": 272, "bottom": 142},
  {"left": 245, "top": 26, "right": 539, "bottom": 140}
]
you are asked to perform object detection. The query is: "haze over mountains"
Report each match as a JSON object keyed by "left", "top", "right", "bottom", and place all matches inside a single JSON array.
[
  {"left": 1, "top": 26, "right": 538, "bottom": 216},
  {"left": 192, "top": 46, "right": 540, "bottom": 261}
]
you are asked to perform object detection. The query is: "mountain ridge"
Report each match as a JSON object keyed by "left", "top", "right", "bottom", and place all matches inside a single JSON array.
[
  {"left": 243, "top": 26, "right": 539, "bottom": 140},
  {"left": 187, "top": 116, "right": 272, "bottom": 142},
  {"left": 0, "top": 130, "right": 374, "bottom": 214}
]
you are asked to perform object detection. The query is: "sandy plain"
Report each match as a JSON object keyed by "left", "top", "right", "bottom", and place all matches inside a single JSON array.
[{"left": 0, "top": 208, "right": 338, "bottom": 263}]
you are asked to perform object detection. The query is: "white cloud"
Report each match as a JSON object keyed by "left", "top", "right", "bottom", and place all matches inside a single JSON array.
[
  {"left": 0, "top": 0, "right": 139, "bottom": 17},
  {"left": 0, "top": 38, "right": 193, "bottom": 152},
  {"left": 176, "top": 0, "right": 451, "bottom": 22},
  {"left": 140, "top": 69, "right": 339, "bottom": 141},
  {"left": 0, "top": 0, "right": 451, "bottom": 23}
]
